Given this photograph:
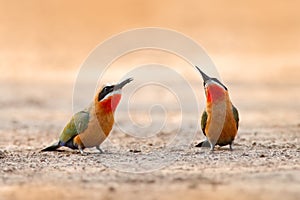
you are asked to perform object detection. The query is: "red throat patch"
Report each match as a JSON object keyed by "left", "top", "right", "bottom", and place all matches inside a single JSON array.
[
  {"left": 99, "top": 94, "right": 122, "bottom": 113},
  {"left": 206, "top": 85, "right": 225, "bottom": 103}
]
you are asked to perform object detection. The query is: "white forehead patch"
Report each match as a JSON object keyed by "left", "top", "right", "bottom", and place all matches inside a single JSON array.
[{"left": 104, "top": 83, "right": 114, "bottom": 87}]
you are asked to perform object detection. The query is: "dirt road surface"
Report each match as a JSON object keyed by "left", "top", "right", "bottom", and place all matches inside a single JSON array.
[{"left": 0, "top": 75, "right": 299, "bottom": 200}]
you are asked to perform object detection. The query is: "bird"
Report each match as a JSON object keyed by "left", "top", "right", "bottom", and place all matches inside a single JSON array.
[
  {"left": 194, "top": 66, "right": 239, "bottom": 151},
  {"left": 41, "top": 78, "right": 133, "bottom": 155}
]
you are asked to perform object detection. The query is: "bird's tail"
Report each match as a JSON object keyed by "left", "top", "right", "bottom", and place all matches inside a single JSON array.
[
  {"left": 41, "top": 141, "right": 61, "bottom": 151},
  {"left": 195, "top": 140, "right": 211, "bottom": 148}
]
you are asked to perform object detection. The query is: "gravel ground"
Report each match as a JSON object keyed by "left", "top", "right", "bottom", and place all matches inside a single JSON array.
[{"left": 0, "top": 77, "right": 299, "bottom": 200}]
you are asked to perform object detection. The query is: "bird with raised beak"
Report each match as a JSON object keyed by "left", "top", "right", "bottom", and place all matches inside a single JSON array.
[
  {"left": 42, "top": 78, "right": 133, "bottom": 155},
  {"left": 194, "top": 66, "right": 239, "bottom": 151}
]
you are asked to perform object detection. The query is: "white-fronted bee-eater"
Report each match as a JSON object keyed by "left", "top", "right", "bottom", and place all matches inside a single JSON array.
[
  {"left": 42, "top": 78, "right": 133, "bottom": 155},
  {"left": 194, "top": 66, "right": 239, "bottom": 151}
]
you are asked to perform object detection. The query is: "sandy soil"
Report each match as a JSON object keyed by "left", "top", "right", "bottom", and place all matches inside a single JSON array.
[{"left": 0, "top": 76, "right": 299, "bottom": 200}]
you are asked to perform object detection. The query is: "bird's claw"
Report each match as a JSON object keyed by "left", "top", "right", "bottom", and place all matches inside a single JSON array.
[
  {"left": 78, "top": 146, "right": 87, "bottom": 156},
  {"left": 96, "top": 146, "right": 103, "bottom": 153}
]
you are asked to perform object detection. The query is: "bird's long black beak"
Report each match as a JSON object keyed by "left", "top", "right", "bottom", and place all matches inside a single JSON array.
[
  {"left": 195, "top": 66, "right": 228, "bottom": 90},
  {"left": 114, "top": 78, "right": 133, "bottom": 90},
  {"left": 195, "top": 66, "right": 211, "bottom": 83}
]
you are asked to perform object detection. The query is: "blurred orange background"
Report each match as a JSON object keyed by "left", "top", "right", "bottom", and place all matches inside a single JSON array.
[{"left": 1, "top": 0, "right": 300, "bottom": 84}]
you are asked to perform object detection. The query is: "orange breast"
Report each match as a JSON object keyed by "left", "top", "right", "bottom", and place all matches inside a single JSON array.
[
  {"left": 205, "top": 92, "right": 238, "bottom": 146},
  {"left": 95, "top": 100, "right": 115, "bottom": 137},
  {"left": 217, "top": 104, "right": 238, "bottom": 145}
]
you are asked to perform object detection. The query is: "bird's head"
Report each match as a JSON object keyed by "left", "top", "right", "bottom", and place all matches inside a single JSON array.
[
  {"left": 95, "top": 78, "right": 133, "bottom": 113},
  {"left": 195, "top": 66, "right": 228, "bottom": 103}
]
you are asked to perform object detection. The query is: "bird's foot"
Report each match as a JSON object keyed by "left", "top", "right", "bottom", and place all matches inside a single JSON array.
[
  {"left": 78, "top": 146, "right": 87, "bottom": 156},
  {"left": 96, "top": 146, "right": 103, "bottom": 153},
  {"left": 209, "top": 141, "right": 215, "bottom": 152},
  {"left": 79, "top": 150, "right": 87, "bottom": 156}
]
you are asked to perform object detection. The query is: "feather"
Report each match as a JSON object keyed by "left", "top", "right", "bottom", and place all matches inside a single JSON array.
[{"left": 41, "top": 141, "right": 60, "bottom": 151}]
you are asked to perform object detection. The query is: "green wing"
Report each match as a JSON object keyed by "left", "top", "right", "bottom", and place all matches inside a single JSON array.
[
  {"left": 201, "top": 110, "right": 208, "bottom": 136},
  {"left": 59, "top": 111, "right": 90, "bottom": 143},
  {"left": 232, "top": 105, "right": 239, "bottom": 129}
]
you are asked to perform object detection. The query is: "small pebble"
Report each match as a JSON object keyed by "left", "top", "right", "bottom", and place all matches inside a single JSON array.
[
  {"left": 3, "top": 167, "right": 14, "bottom": 173},
  {"left": 0, "top": 151, "right": 5, "bottom": 159},
  {"left": 108, "top": 186, "right": 116, "bottom": 192},
  {"left": 241, "top": 152, "right": 249, "bottom": 156},
  {"left": 129, "top": 149, "right": 141, "bottom": 153},
  {"left": 146, "top": 179, "right": 155, "bottom": 184},
  {"left": 188, "top": 182, "right": 198, "bottom": 189}
]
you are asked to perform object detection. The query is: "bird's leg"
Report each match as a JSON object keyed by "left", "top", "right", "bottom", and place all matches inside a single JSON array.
[
  {"left": 78, "top": 145, "right": 86, "bottom": 156},
  {"left": 96, "top": 146, "right": 103, "bottom": 153},
  {"left": 209, "top": 141, "right": 215, "bottom": 152},
  {"left": 229, "top": 142, "right": 233, "bottom": 151}
]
